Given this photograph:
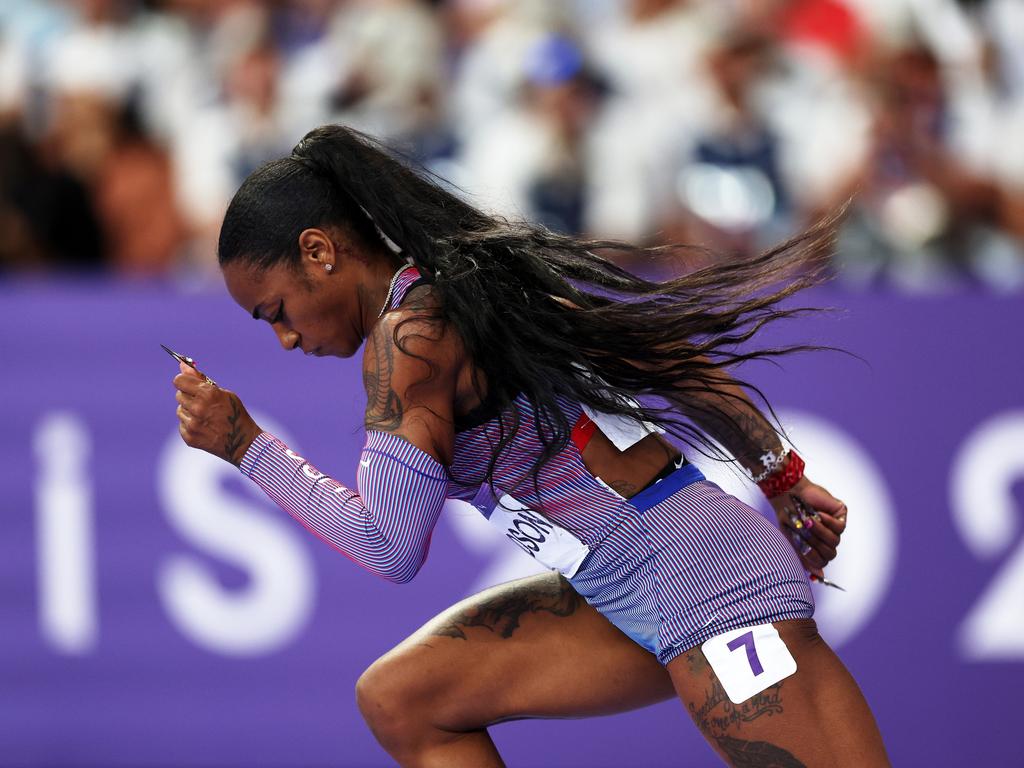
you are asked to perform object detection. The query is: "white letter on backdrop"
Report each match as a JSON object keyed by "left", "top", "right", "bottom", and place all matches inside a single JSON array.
[
  {"left": 34, "top": 412, "right": 98, "bottom": 655},
  {"left": 156, "top": 414, "right": 315, "bottom": 656}
]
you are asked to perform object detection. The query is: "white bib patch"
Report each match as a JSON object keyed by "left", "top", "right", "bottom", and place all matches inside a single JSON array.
[
  {"left": 581, "top": 403, "right": 664, "bottom": 451},
  {"left": 700, "top": 624, "right": 797, "bottom": 704},
  {"left": 473, "top": 489, "right": 590, "bottom": 578}
]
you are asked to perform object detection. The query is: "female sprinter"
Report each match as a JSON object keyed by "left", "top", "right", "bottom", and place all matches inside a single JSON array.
[{"left": 171, "top": 125, "right": 888, "bottom": 767}]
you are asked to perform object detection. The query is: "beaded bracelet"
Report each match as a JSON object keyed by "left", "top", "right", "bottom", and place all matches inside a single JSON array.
[
  {"left": 751, "top": 448, "right": 789, "bottom": 483},
  {"left": 756, "top": 450, "right": 805, "bottom": 498}
]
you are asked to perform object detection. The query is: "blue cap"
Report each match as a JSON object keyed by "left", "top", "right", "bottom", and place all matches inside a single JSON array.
[{"left": 525, "top": 34, "right": 584, "bottom": 87}]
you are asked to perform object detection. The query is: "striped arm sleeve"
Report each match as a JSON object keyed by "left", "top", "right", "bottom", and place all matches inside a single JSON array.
[{"left": 239, "top": 430, "right": 449, "bottom": 584}]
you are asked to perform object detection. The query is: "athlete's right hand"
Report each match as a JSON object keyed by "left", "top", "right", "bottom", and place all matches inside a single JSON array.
[{"left": 173, "top": 361, "right": 262, "bottom": 467}]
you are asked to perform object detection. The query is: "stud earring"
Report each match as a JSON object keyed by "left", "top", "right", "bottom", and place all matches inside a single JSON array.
[{"left": 324, "top": 263, "right": 333, "bottom": 273}]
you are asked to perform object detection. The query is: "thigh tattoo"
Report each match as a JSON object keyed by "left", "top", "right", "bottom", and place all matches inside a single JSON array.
[
  {"left": 684, "top": 651, "right": 807, "bottom": 768},
  {"left": 430, "top": 576, "right": 582, "bottom": 641}
]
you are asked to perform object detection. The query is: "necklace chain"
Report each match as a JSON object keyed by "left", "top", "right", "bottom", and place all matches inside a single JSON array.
[{"left": 377, "top": 264, "right": 410, "bottom": 319}]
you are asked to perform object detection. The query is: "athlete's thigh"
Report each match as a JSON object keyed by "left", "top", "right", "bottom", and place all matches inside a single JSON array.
[
  {"left": 366, "top": 571, "right": 674, "bottom": 730},
  {"left": 668, "top": 618, "right": 889, "bottom": 767}
]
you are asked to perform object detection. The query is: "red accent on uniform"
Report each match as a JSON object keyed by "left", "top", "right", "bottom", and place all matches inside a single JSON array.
[
  {"left": 758, "top": 451, "right": 806, "bottom": 498},
  {"left": 571, "top": 412, "right": 597, "bottom": 453}
]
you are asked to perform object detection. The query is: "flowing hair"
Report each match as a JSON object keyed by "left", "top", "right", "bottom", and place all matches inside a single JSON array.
[{"left": 218, "top": 124, "right": 837, "bottom": 493}]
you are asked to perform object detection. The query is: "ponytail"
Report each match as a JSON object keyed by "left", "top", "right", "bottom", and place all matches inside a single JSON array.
[{"left": 291, "top": 125, "right": 492, "bottom": 273}]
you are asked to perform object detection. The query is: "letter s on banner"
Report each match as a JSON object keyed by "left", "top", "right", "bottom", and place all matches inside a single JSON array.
[
  {"left": 952, "top": 410, "right": 1024, "bottom": 660},
  {"left": 156, "top": 413, "right": 315, "bottom": 656}
]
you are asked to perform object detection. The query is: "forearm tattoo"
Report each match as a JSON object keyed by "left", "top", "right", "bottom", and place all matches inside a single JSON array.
[
  {"left": 684, "top": 651, "right": 807, "bottom": 768},
  {"left": 363, "top": 323, "right": 404, "bottom": 432},
  {"left": 224, "top": 398, "right": 249, "bottom": 467},
  {"left": 690, "top": 403, "right": 784, "bottom": 478},
  {"left": 429, "top": 577, "right": 581, "bottom": 640}
]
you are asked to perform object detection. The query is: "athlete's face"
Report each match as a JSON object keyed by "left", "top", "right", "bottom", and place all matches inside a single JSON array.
[{"left": 222, "top": 227, "right": 386, "bottom": 359}]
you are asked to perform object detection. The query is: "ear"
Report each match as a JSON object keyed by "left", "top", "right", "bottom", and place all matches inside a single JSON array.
[{"left": 297, "top": 228, "right": 336, "bottom": 272}]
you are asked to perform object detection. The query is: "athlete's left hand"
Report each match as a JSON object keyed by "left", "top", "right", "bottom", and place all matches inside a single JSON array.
[
  {"left": 172, "top": 361, "right": 263, "bottom": 466},
  {"left": 769, "top": 476, "right": 847, "bottom": 579}
]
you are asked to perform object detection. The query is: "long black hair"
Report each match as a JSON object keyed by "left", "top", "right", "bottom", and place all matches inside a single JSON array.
[{"left": 219, "top": 124, "right": 836, "bottom": 493}]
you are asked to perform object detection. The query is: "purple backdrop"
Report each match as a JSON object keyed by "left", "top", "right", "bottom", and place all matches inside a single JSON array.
[{"left": 2, "top": 279, "right": 1022, "bottom": 767}]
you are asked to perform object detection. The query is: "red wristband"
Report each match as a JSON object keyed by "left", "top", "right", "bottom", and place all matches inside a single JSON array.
[{"left": 757, "top": 450, "right": 805, "bottom": 498}]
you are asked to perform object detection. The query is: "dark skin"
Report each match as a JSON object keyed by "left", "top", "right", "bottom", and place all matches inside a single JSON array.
[{"left": 172, "top": 229, "right": 886, "bottom": 767}]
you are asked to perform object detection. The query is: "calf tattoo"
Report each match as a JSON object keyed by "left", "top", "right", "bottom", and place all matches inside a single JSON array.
[
  {"left": 684, "top": 651, "right": 807, "bottom": 768},
  {"left": 430, "top": 577, "right": 580, "bottom": 640}
]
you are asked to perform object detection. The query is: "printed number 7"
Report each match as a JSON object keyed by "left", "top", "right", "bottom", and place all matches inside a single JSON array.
[{"left": 727, "top": 630, "right": 764, "bottom": 676}]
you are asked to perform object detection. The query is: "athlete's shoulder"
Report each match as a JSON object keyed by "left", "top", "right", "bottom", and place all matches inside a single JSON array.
[
  {"left": 362, "top": 283, "right": 463, "bottom": 399},
  {"left": 371, "top": 282, "right": 460, "bottom": 353},
  {"left": 361, "top": 283, "right": 462, "bottom": 450}
]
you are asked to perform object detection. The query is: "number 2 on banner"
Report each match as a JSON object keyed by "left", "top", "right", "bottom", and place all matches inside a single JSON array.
[
  {"left": 951, "top": 412, "right": 1024, "bottom": 660},
  {"left": 727, "top": 631, "right": 764, "bottom": 676}
]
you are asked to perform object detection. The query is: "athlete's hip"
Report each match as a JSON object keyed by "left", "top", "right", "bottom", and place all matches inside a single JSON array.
[{"left": 566, "top": 478, "right": 813, "bottom": 661}]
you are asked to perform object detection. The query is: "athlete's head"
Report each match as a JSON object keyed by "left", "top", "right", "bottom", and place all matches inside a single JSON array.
[{"left": 218, "top": 149, "right": 403, "bottom": 358}]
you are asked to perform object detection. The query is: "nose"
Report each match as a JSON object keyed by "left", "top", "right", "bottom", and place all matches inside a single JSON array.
[{"left": 274, "top": 326, "right": 301, "bottom": 351}]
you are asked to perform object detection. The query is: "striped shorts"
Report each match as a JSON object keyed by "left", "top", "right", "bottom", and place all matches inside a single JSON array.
[{"left": 568, "top": 464, "right": 814, "bottom": 665}]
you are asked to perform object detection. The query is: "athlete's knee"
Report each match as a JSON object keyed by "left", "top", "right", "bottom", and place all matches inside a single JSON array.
[
  {"left": 357, "top": 655, "right": 417, "bottom": 744},
  {"left": 356, "top": 648, "right": 447, "bottom": 752}
]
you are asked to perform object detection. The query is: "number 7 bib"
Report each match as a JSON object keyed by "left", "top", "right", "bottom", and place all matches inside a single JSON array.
[{"left": 701, "top": 624, "right": 798, "bottom": 704}]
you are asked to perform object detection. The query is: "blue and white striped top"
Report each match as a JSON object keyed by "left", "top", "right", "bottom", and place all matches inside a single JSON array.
[{"left": 239, "top": 266, "right": 667, "bottom": 582}]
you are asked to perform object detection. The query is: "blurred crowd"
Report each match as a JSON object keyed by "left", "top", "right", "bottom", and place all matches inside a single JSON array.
[{"left": 2, "top": 0, "right": 1024, "bottom": 291}]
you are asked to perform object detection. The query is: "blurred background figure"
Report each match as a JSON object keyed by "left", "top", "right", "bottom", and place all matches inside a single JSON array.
[
  {"left": 42, "top": 0, "right": 186, "bottom": 276},
  {"left": 0, "top": 0, "right": 1020, "bottom": 287},
  {"left": 324, "top": 0, "right": 446, "bottom": 151},
  {"left": 457, "top": 31, "right": 600, "bottom": 233},
  {"left": 582, "top": 0, "right": 724, "bottom": 244},
  {"left": 662, "top": 30, "right": 792, "bottom": 259}
]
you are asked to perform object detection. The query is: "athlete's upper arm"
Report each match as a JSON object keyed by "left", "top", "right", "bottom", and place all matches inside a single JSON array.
[{"left": 361, "top": 299, "right": 459, "bottom": 466}]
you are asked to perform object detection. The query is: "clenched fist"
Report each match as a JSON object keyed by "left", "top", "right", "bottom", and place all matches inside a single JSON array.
[
  {"left": 172, "top": 361, "right": 262, "bottom": 466},
  {"left": 769, "top": 476, "right": 847, "bottom": 580}
]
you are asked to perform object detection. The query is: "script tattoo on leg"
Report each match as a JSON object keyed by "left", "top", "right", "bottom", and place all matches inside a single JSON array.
[
  {"left": 684, "top": 651, "right": 806, "bottom": 768},
  {"left": 430, "top": 577, "right": 581, "bottom": 641}
]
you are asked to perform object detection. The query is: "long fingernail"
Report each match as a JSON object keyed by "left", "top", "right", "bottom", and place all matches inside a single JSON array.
[{"left": 789, "top": 513, "right": 803, "bottom": 529}]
